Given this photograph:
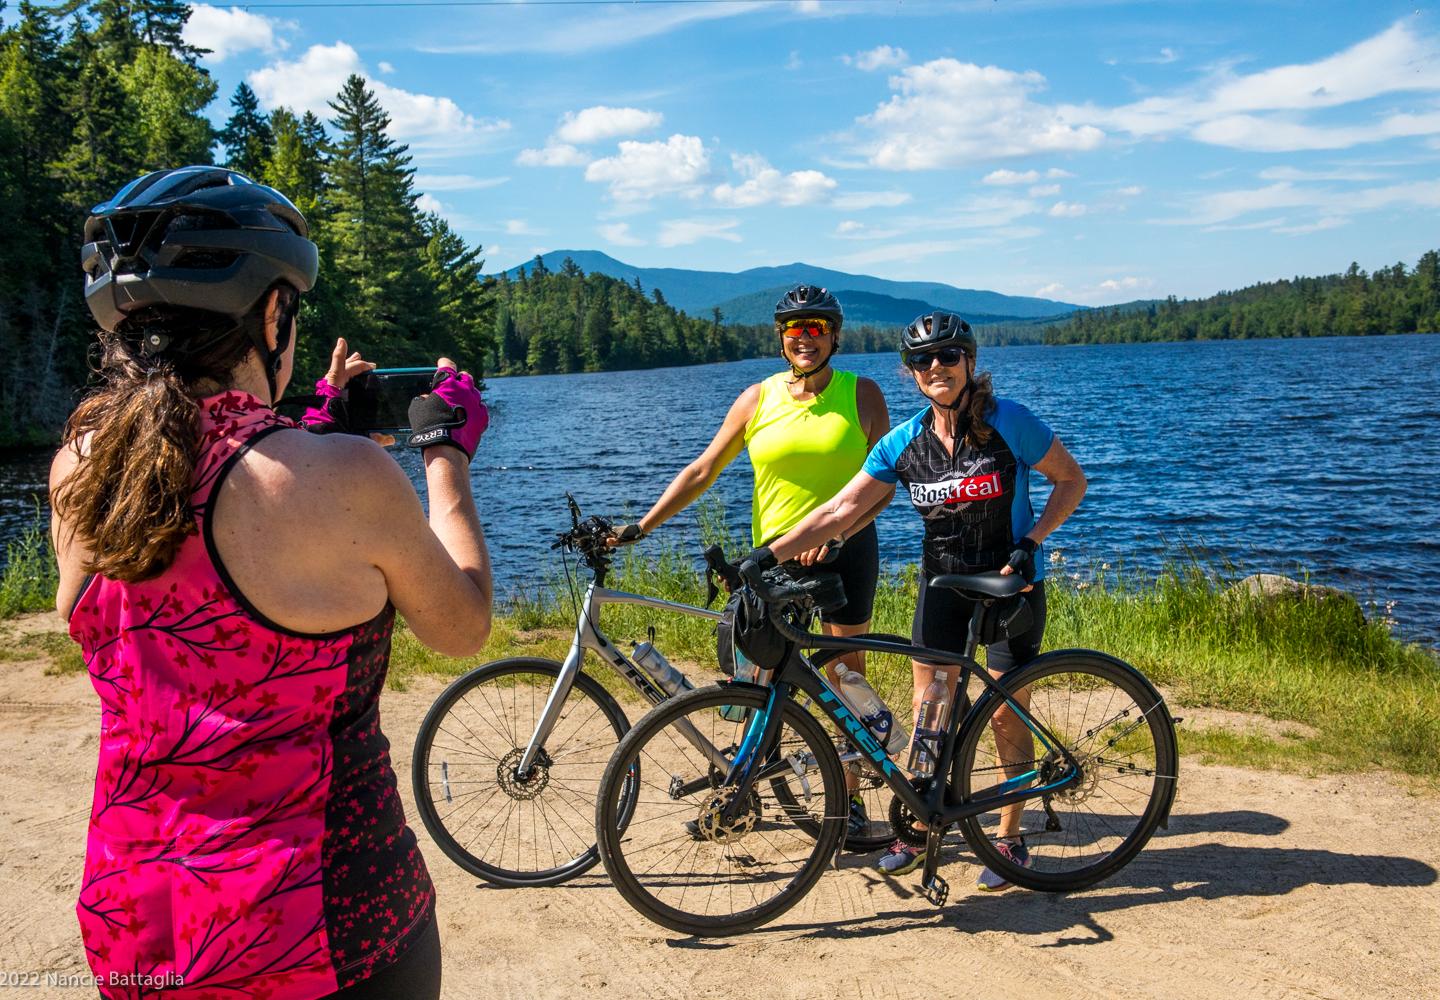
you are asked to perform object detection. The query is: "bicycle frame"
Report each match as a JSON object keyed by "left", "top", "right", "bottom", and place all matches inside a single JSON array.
[
  {"left": 516, "top": 579, "right": 726, "bottom": 776},
  {"left": 721, "top": 631, "right": 1085, "bottom": 829}
]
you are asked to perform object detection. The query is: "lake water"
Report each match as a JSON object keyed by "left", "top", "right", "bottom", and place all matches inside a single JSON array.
[{"left": 4, "top": 334, "right": 1438, "bottom": 644}]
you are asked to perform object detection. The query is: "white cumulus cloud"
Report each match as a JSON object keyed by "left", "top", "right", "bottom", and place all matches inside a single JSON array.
[
  {"left": 846, "top": 45, "right": 909, "bottom": 71},
  {"left": 832, "top": 190, "right": 912, "bottom": 210},
  {"left": 712, "top": 154, "right": 836, "bottom": 207},
  {"left": 1049, "top": 201, "right": 1087, "bottom": 217},
  {"left": 984, "top": 169, "right": 1040, "bottom": 185},
  {"left": 1074, "top": 21, "right": 1440, "bottom": 153},
  {"left": 657, "top": 217, "right": 742, "bottom": 247},
  {"left": 1029, "top": 184, "right": 1061, "bottom": 197},
  {"left": 555, "top": 106, "right": 664, "bottom": 145},
  {"left": 585, "top": 135, "right": 711, "bottom": 203},
  {"left": 856, "top": 59, "right": 1104, "bottom": 169},
  {"left": 598, "top": 222, "right": 645, "bottom": 247},
  {"left": 184, "top": 6, "right": 289, "bottom": 63},
  {"left": 516, "top": 143, "right": 591, "bottom": 167},
  {"left": 415, "top": 193, "right": 445, "bottom": 215},
  {"left": 248, "top": 43, "right": 510, "bottom": 152}
]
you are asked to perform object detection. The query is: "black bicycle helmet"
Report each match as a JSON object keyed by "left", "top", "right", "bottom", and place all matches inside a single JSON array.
[
  {"left": 773, "top": 284, "right": 843, "bottom": 332},
  {"left": 82, "top": 166, "right": 318, "bottom": 336},
  {"left": 900, "top": 310, "right": 976, "bottom": 362}
]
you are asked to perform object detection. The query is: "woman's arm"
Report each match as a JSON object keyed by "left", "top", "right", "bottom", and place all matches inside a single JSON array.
[
  {"left": 766, "top": 470, "right": 895, "bottom": 564},
  {"left": 49, "top": 441, "right": 91, "bottom": 618},
  {"left": 846, "top": 377, "right": 895, "bottom": 536},
  {"left": 626, "top": 384, "right": 760, "bottom": 537},
  {"left": 1024, "top": 437, "right": 1087, "bottom": 544}
]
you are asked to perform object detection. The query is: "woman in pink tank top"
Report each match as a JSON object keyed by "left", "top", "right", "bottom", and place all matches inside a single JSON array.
[{"left": 50, "top": 167, "right": 494, "bottom": 999}]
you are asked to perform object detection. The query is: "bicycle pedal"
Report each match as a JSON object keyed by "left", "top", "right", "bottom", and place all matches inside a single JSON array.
[{"left": 920, "top": 874, "right": 948, "bottom": 907}]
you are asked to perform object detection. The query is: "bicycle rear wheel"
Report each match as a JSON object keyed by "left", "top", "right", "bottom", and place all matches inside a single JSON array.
[
  {"left": 412, "top": 657, "right": 633, "bottom": 887},
  {"left": 955, "top": 650, "right": 1178, "bottom": 892},
  {"left": 596, "top": 684, "right": 845, "bottom": 936}
]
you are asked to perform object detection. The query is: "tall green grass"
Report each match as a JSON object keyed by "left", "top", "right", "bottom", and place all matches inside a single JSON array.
[
  {"left": 1043, "top": 552, "right": 1439, "bottom": 777},
  {"left": 0, "top": 504, "right": 59, "bottom": 618}
]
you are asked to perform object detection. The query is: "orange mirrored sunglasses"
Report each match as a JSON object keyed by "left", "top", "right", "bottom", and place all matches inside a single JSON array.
[{"left": 782, "top": 317, "right": 834, "bottom": 338}]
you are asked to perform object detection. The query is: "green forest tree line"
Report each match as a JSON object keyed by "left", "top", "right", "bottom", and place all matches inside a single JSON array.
[{"left": 1043, "top": 254, "right": 1440, "bottom": 345}]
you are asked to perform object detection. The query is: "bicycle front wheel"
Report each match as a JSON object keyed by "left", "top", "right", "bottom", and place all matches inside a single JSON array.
[
  {"left": 596, "top": 684, "right": 846, "bottom": 936},
  {"left": 955, "top": 650, "right": 1178, "bottom": 892},
  {"left": 412, "top": 657, "right": 633, "bottom": 887}
]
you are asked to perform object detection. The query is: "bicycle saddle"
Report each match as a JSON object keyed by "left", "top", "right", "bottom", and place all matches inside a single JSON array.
[{"left": 929, "top": 572, "right": 1027, "bottom": 600}]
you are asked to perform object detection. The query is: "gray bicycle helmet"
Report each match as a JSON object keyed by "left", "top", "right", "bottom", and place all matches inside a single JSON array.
[
  {"left": 900, "top": 310, "right": 976, "bottom": 362},
  {"left": 82, "top": 166, "right": 318, "bottom": 336},
  {"left": 773, "top": 284, "right": 843, "bottom": 331}
]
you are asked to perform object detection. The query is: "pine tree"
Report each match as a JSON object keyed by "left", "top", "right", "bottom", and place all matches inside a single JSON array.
[
  {"left": 327, "top": 74, "right": 428, "bottom": 350},
  {"left": 120, "top": 43, "right": 216, "bottom": 168},
  {"left": 218, "top": 82, "right": 272, "bottom": 177}
]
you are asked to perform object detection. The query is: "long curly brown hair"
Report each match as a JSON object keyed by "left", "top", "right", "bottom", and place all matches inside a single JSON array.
[{"left": 52, "top": 287, "right": 293, "bottom": 582}]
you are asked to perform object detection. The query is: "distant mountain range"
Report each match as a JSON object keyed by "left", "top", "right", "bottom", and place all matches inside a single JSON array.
[{"left": 496, "top": 251, "right": 1080, "bottom": 326}]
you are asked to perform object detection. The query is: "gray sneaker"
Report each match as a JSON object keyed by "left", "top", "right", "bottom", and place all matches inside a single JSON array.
[
  {"left": 875, "top": 839, "right": 926, "bottom": 876},
  {"left": 976, "top": 838, "right": 1030, "bottom": 891}
]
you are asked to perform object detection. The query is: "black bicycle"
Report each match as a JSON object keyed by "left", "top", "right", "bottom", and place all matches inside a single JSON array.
[{"left": 594, "top": 555, "right": 1179, "bottom": 936}]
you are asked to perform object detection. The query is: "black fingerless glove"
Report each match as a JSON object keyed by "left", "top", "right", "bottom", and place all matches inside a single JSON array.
[
  {"left": 613, "top": 523, "right": 646, "bottom": 545},
  {"left": 407, "top": 369, "right": 487, "bottom": 460},
  {"left": 1005, "top": 536, "right": 1039, "bottom": 583}
]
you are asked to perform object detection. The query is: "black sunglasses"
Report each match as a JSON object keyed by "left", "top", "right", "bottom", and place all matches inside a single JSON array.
[{"left": 904, "top": 347, "right": 968, "bottom": 371}]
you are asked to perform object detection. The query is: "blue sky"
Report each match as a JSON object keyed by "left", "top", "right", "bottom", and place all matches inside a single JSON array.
[{"left": 173, "top": 0, "right": 1440, "bottom": 304}]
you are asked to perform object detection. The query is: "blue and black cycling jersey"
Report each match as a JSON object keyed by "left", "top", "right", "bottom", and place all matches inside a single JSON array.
[{"left": 862, "top": 398, "right": 1055, "bottom": 580}]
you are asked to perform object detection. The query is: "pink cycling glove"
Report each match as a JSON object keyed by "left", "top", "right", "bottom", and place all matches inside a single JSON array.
[
  {"left": 407, "top": 368, "right": 488, "bottom": 460},
  {"left": 299, "top": 377, "right": 348, "bottom": 433}
]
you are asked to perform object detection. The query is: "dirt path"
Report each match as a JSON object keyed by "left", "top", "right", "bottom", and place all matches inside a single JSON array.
[{"left": 3, "top": 613, "right": 1437, "bottom": 999}]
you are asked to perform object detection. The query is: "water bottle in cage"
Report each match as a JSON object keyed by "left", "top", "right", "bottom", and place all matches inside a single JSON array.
[
  {"left": 835, "top": 665, "right": 910, "bottom": 755},
  {"left": 631, "top": 636, "right": 693, "bottom": 698},
  {"left": 907, "top": 670, "right": 951, "bottom": 777}
]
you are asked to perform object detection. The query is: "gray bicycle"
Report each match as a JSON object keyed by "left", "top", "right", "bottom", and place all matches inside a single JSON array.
[{"left": 411, "top": 498, "right": 894, "bottom": 888}]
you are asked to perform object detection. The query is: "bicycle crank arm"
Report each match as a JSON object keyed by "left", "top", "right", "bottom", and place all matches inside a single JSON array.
[{"left": 919, "top": 826, "right": 948, "bottom": 907}]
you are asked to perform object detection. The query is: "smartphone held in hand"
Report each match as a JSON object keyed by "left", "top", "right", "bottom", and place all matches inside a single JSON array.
[{"left": 346, "top": 368, "right": 436, "bottom": 433}]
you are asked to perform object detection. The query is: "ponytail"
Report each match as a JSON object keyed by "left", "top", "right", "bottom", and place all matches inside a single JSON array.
[{"left": 52, "top": 286, "right": 295, "bottom": 582}]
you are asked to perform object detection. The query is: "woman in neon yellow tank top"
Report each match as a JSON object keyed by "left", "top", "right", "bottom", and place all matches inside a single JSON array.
[{"left": 609, "top": 285, "right": 893, "bottom": 841}]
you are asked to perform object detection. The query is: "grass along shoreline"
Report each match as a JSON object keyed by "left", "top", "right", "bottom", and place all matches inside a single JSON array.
[{"left": 5, "top": 508, "right": 1437, "bottom": 781}]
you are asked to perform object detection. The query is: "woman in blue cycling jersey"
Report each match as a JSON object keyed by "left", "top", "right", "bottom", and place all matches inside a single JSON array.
[{"left": 749, "top": 311, "right": 1087, "bottom": 890}]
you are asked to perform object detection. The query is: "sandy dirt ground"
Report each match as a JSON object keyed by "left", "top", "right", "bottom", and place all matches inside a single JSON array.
[{"left": 2, "top": 611, "right": 1437, "bottom": 1000}]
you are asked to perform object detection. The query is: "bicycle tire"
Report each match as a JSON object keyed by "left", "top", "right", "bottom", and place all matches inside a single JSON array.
[
  {"left": 955, "top": 650, "right": 1178, "bottom": 892},
  {"left": 596, "top": 684, "right": 846, "bottom": 936},
  {"left": 412, "top": 657, "right": 634, "bottom": 887}
]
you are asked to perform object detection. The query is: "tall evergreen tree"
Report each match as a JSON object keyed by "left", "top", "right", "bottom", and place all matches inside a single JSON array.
[
  {"left": 120, "top": 43, "right": 215, "bottom": 168},
  {"left": 218, "top": 81, "right": 272, "bottom": 177},
  {"left": 327, "top": 74, "right": 428, "bottom": 350}
]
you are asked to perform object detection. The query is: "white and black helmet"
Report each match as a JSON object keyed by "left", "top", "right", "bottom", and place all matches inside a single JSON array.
[{"left": 82, "top": 166, "right": 318, "bottom": 336}]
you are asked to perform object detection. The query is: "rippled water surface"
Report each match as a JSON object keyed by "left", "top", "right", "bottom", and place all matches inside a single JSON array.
[{"left": 4, "top": 334, "right": 1437, "bottom": 643}]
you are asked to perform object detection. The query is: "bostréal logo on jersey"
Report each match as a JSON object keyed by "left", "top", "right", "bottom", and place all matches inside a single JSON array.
[{"left": 908, "top": 472, "right": 1004, "bottom": 507}]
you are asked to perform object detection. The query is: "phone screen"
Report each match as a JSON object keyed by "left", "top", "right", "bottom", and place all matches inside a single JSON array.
[{"left": 347, "top": 368, "right": 435, "bottom": 433}]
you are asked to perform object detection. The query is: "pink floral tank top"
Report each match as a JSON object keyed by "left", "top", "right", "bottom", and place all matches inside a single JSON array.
[{"left": 68, "top": 391, "right": 434, "bottom": 999}]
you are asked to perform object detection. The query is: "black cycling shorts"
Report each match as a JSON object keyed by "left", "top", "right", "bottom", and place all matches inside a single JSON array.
[
  {"left": 779, "top": 521, "right": 879, "bottom": 627},
  {"left": 322, "top": 916, "right": 441, "bottom": 1000},
  {"left": 912, "top": 577, "right": 1047, "bottom": 674}
]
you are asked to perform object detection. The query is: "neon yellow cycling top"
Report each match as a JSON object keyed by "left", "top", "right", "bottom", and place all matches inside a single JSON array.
[{"left": 745, "top": 369, "right": 869, "bottom": 546}]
